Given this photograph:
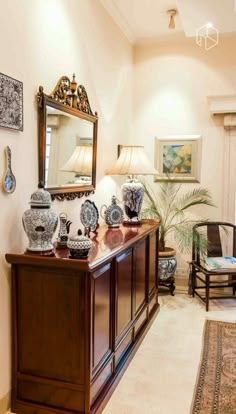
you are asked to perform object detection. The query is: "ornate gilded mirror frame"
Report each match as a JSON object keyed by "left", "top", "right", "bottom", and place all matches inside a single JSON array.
[{"left": 37, "top": 75, "right": 98, "bottom": 201}]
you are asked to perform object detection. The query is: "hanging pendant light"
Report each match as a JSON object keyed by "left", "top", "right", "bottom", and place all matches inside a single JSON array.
[{"left": 167, "top": 9, "right": 177, "bottom": 29}]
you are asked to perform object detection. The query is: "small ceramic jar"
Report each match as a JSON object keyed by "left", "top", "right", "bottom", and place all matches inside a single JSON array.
[
  {"left": 67, "top": 230, "right": 92, "bottom": 259},
  {"left": 22, "top": 183, "right": 58, "bottom": 253}
]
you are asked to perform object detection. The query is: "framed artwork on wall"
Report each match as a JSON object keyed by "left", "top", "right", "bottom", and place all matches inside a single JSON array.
[
  {"left": 0, "top": 73, "right": 23, "bottom": 131},
  {"left": 154, "top": 135, "right": 201, "bottom": 183}
]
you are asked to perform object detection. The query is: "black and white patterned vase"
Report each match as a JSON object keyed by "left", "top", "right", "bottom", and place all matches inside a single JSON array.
[{"left": 22, "top": 183, "right": 58, "bottom": 253}]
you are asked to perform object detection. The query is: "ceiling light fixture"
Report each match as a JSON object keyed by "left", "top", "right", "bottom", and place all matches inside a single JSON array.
[
  {"left": 206, "top": 22, "right": 213, "bottom": 28},
  {"left": 167, "top": 9, "right": 177, "bottom": 29}
]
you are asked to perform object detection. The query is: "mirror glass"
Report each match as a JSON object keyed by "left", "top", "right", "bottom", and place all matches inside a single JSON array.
[{"left": 45, "top": 105, "right": 94, "bottom": 189}]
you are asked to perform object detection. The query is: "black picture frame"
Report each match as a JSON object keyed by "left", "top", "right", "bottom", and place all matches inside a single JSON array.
[{"left": 0, "top": 73, "right": 23, "bottom": 131}]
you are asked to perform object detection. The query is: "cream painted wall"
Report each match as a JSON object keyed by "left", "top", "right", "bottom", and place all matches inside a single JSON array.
[
  {"left": 0, "top": 0, "right": 132, "bottom": 403},
  {"left": 133, "top": 36, "right": 236, "bottom": 268},
  {"left": 1, "top": 0, "right": 236, "bottom": 406}
]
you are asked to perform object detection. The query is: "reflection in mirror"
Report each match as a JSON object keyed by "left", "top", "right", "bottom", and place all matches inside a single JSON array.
[{"left": 45, "top": 106, "right": 93, "bottom": 188}]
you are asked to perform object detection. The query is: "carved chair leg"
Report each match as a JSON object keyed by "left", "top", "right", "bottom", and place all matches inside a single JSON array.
[
  {"left": 192, "top": 271, "right": 196, "bottom": 297},
  {"left": 192, "top": 268, "right": 196, "bottom": 297},
  {"left": 206, "top": 275, "right": 209, "bottom": 312},
  {"left": 232, "top": 275, "right": 236, "bottom": 296},
  {"left": 188, "top": 271, "right": 193, "bottom": 296}
]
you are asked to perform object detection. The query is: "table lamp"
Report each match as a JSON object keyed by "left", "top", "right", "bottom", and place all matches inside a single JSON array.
[
  {"left": 106, "top": 145, "right": 158, "bottom": 224},
  {"left": 61, "top": 145, "right": 92, "bottom": 183}
]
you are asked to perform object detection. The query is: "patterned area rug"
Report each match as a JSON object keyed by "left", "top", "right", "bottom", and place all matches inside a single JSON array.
[{"left": 191, "top": 320, "right": 236, "bottom": 414}]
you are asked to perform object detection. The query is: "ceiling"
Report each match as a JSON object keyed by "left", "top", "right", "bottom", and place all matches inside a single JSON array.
[{"left": 100, "top": 0, "right": 236, "bottom": 44}]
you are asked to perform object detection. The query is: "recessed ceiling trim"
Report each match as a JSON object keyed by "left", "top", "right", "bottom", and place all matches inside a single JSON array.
[
  {"left": 208, "top": 95, "right": 236, "bottom": 114},
  {"left": 100, "top": 0, "right": 136, "bottom": 44}
]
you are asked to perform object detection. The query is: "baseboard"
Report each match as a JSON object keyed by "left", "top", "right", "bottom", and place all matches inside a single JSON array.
[
  {"left": 175, "top": 275, "right": 188, "bottom": 293},
  {"left": 0, "top": 392, "right": 10, "bottom": 414}
]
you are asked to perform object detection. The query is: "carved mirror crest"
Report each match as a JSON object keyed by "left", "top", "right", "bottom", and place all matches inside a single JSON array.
[{"left": 37, "top": 74, "right": 98, "bottom": 201}]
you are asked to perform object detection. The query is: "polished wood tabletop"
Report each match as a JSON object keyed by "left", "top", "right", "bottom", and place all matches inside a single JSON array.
[{"left": 6, "top": 220, "right": 160, "bottom": 271}]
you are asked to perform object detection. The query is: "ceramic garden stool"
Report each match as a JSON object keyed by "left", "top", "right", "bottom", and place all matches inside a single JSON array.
[{"left": 158, "top": 248, "right": 177, "bottom": 295}]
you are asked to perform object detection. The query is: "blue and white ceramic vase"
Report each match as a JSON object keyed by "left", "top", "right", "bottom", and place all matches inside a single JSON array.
[
  {"left": 158, "top": 248, "right": 177, "bottom": 296},
  {"left": 122, "top": 179, "right": 144, "bottom": 222},
  {"left": 22, "top": 184, "right": 58, "bottom": 253}
]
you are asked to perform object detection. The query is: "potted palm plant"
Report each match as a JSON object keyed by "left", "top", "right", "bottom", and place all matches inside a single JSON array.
[{"left": 141, "top": 179, "right": 214, "bottom": 295}]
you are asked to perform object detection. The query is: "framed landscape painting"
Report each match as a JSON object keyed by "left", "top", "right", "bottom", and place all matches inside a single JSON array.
[
  {"left": 154, "top": 135, "right": 201, "bottom": 182},
  {"left": 0, "top": 73, "right": 23, "bottom": 131}
]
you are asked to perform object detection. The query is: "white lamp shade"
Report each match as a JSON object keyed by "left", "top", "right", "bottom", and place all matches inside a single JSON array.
[
  {"left": 106, "top": 146, "right": 158, "bottom": 176},
  {"left": 61, "top": 145, "right": 93, "bottom": 175}
]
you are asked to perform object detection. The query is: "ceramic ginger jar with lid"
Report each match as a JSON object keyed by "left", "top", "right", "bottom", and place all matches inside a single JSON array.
[
  {"left": 22, "top": 183, "right": 58, "bottom": 253},
  {"left": 67, "top": 230, "right": 92, "bottom": 259}
]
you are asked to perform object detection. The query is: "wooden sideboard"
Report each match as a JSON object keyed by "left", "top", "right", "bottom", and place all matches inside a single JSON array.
[{"left": 6, "top": 220, "right": 160, "bottom": 414}]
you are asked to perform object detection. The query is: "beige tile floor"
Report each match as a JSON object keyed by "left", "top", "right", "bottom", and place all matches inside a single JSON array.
[{"left": 102, "top": 293, "right": 236, "bottom": 414}]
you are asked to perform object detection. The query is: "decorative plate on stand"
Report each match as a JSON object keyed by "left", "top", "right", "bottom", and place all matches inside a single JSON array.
[{"left": 80, "top": 200, "right": 99, "bottom": 233}]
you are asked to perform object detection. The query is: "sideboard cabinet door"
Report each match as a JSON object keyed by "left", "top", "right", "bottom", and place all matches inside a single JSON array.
[
  {"left": 134, "top": 240, "right": 147, "bottom": 315},
  {"left": 91, "top": 263, "right": 112, "bottom": 377},
  {"left": 17, "top": 266, "right": 85, "bottom": 384},
  {"left": 148, "top": 231, "right": 157, "bottom": 297},
  {"left": 115, "top": 249, "right": 133, "bottom": 344}
]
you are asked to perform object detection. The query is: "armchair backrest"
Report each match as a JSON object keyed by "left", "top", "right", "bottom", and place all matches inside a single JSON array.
[
  {"left": 207, "top": 224, "right": 222, "bottom": 257},
  {"left": 192, "top": 221, "right": 236, "bottom": 264}
]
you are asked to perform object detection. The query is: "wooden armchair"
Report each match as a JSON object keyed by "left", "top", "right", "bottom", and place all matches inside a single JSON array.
[{"left": 189, "top": 221, "right": 236, "bottom": 311}]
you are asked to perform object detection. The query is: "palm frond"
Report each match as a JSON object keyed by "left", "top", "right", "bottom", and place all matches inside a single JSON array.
[
  {"left": 159, "top": 181, "right": 181, "bottom": 210},
  {"left": 173, "top": 222, "right": 208, "bottom": 254},
  {"left": 142, "top": 178, "right": 215, "bottom": 252},
  {"left": 176, "top": 188, "right": 215, "bottom": 212}
]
